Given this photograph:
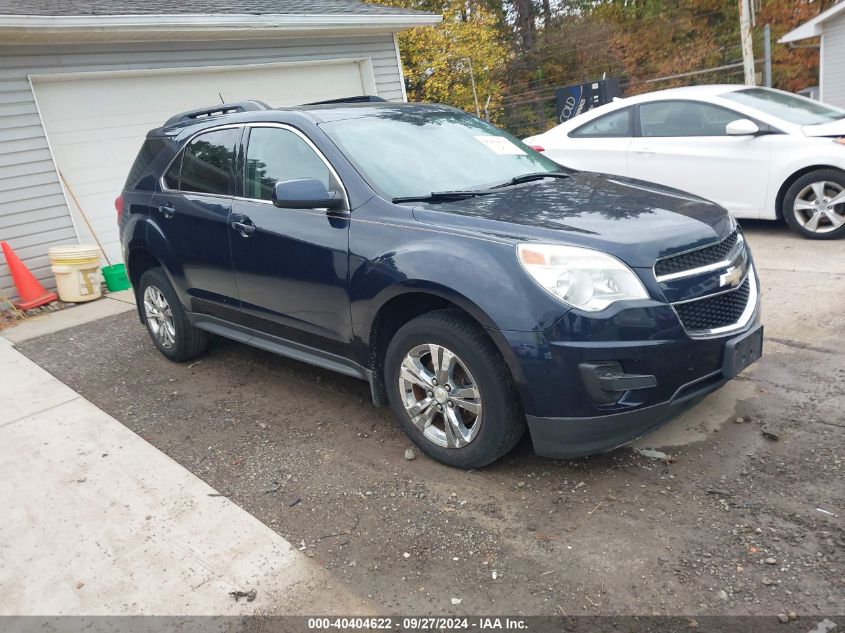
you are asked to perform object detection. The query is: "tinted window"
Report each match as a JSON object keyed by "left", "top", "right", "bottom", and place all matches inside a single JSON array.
[
  {"left": 163, "top": 152, "right": 181, "bottom": 190},
  {"left": 640, "top": 101, "right": 739, "bottom": 137},
  {"left": 570, "top": 109, "right": 631, "bottom": 138},
  {"left": 127, "top": 138, "right": 169, "bottom": 191},
  {"left": 244, "top": 127, "right": 332, "bottom": 201},
  {"left": 178, "top": 128, "right": 238, "bottom": 195}
]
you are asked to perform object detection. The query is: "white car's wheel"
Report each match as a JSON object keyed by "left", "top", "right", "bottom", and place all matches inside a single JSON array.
[{"left": 784, "top": 169, "right": 845, "bottom": 240}]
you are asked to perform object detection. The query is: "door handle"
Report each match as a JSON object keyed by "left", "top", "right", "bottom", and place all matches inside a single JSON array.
[
  {"left": 158, "top": 203, "right": 175, "bottom": 219},
  {"left": 231, "top": 219, "right": 256, "bottom": 237},
  {"left": 633, "top": 147, "right": 657, "bottom": 155}
]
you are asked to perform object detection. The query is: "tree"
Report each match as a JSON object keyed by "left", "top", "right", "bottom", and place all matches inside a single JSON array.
[
  {"left": 757, "top": 0, "right": 836, "bottom": 93},
  {"left": 372, "top": 0, "right": 510, "bottom": 121}
]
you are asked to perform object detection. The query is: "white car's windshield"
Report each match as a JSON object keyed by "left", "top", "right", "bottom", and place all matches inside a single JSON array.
[
  {"left": 321, "top": 108, "right": 560, "bottom": 199},
  {"left": 722, "top": 87, "right": 845, "bottom": 125}
]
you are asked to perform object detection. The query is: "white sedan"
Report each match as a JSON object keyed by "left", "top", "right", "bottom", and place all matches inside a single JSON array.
[{"left": 524, "top": 85, "right": 845, "bottom": 239}]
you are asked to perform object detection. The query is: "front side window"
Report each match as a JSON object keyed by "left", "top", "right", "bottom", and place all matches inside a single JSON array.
[
  {"left": 722, "top": 87, "right": 845, "bottom": 125},
  {"left": 243, "top": 127, "right": 332, "bottom": 201},
  {"left": 639, "top": 101, "right": 739, "bottom": 137},
  {"left": 320, "top": 108, "right": 558, "bottom": 199},
  {"left": 570, "top": 108, "right": 632, "bottom": 138},
  {"left": 177, "top": 128, "right": 238, "bottom": 195}
]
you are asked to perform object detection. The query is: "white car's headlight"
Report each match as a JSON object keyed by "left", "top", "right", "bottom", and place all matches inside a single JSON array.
[{"left": 517, "top": 243, "right": 649, "bottom": 312}]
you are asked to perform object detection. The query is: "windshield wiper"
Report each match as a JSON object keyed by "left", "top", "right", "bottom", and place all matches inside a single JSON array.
[
  {"left": 489, "top": 171, "right": 571, "bottom": 189},
  {"left": 392, "top": 190, "right": 494, "bottom": 204}
]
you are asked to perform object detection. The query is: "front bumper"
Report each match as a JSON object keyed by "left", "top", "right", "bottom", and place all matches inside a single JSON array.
[
  {"left": 497, "top": 291, "right": 761, "bottom": 459},
  {"left": 526, "top": 368, "right": 725, "bottom": 458}
]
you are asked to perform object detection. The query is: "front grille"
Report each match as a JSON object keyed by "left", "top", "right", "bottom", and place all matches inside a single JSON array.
[
  {"left": 655, "top": 230, "right": 739, "bottom": 277},
  {"left": 674, "top": 277, "right": 751, "bottom": 332}
]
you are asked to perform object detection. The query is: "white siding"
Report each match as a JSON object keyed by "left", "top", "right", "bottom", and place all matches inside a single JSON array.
[
  {"left": 822, "top": 13, "right": 845, "bottom": 107},
  {"left": 0, "top": 35, "right": 405, "bottom": 304}
]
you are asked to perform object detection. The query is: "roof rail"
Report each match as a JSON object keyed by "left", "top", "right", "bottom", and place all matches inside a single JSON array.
[
  {"left": 163, "top": 100, "right": 271, "bottom": 127},
  {"left": 304, "top": 95, "right": 387, "bottom": 106}
]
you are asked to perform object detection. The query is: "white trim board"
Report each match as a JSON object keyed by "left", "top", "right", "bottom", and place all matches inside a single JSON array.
[{"left": 0, "top": 13, "right": 443, "bottom": 44}]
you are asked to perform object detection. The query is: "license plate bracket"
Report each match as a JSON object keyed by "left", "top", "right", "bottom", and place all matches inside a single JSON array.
[{"left": 723, "top": 324, "right": 763, "bottom": 379}]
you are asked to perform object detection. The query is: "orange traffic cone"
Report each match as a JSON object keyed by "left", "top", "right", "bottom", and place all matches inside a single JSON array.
[{"left": 1, "top": 241, "right": 58, "bottom": 310}]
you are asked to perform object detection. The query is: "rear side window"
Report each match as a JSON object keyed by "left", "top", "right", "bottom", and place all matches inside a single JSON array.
[
  {"left": 173, "top": 128, "right": 238, "bottom": 195},
  {"left": 570, "top": 108, "right": 632, "bottom": 138},
  {"left": 126, "top": 137, "right": 170, "bottom": 191},
  {"left": 243, "top": 127, "right": 332, "bottom": 201}
]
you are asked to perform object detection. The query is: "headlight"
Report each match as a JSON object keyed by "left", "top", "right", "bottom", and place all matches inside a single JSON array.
[{"left": 517, "top": 243, "right": 649, "bottom": 311}]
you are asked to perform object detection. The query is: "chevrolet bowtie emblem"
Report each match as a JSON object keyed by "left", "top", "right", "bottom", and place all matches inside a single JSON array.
[{"left": 719, "top": 265, "right": 743, "bottom": 288}]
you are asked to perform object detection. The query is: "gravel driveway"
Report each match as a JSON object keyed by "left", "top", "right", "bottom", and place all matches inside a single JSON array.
[{"left": 19, "top": 221, "right": 844, "bottom": 617}]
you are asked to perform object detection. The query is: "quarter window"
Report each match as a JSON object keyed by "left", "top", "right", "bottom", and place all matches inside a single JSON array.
[
  {"left": 570, "top": 108, "right": 632, "bottom": 138},
  {"left": 639, "top": 101, "right": 741, "bottom": 137},
  {"left": 176, "top": 128, "right": 238, "bottom": 195},
  {"left": 243, "top": 127, "right": 332, "bottom": 201}
]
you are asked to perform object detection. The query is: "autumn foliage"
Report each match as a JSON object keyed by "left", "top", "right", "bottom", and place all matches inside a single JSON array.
[{"left": 371, "top": 0, "right": 834, "bottom": 135}]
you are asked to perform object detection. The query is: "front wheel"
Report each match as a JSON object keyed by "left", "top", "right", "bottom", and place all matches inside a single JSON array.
[
  {"left": 783, "top": 169, "right": 845, "bottom": 239},
  {"left": 384, "top": 309, "right": 525, "bottom": 469}
]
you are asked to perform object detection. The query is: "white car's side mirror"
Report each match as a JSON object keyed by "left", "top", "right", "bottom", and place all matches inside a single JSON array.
[{"left": 726, "top": 118, "right": 760, "bottom": 136}]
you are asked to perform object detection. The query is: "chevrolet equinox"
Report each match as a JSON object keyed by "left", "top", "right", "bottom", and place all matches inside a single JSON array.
[{"left": 119, "top": 98, "right": 763, "bottom": 469}]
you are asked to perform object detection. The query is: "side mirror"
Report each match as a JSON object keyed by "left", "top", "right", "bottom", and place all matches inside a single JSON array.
[
  {"left": 272, "top": 178, "right": 344, "bottom": 210},
  {"left": 725, "top": 118, "right": 760, "bottom": 136}
]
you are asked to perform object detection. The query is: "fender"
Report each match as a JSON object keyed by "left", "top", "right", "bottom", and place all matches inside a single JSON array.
[
  {"left": 766, "top": 138, "right": 845, "bottom": 219},
  {"left": 144, "top": 217, "right": 189, "bottom": 306},
  {"left": 350, "top": 231, "right": 567, "bottom": 339}
]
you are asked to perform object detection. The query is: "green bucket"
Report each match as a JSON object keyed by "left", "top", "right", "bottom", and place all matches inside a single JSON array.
[{"left": 102, "top": 263, "right": 131, "bottom": 292}]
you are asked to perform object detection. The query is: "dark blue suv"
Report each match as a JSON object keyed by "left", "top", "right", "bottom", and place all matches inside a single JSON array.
[{"left": 119, "top": 98, "right": 762, "bottom": 469}]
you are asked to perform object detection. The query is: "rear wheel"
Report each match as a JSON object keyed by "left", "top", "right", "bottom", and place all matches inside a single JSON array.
[
  {"left": 783, "top": 169, "right": 845, "bottom": 239},
  {"left": 384, "top": 309, "right": 525, "bottom": 469},
  {"left": 138, "top": 267, "right": 207, "bottom": 361}
]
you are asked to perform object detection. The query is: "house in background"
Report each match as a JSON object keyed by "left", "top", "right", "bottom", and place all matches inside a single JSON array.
[
  {"left": 0, "top": 0, "right": 439, "bottom": 303},
  {"left": 781, "top": 2, "right": 845, "bottom": 107}
]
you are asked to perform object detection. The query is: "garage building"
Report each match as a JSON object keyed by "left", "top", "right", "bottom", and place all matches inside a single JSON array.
[
  {"left": 782, "top": 2, "right": 845, "bottom": 108},
  {"left": 0, "top": 0, "right": 439, "bottom": 303}
]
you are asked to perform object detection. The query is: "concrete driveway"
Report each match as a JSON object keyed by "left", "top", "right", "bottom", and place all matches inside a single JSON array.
[{"left": 13, "top": 220, "right": 845, "bottom": 616}]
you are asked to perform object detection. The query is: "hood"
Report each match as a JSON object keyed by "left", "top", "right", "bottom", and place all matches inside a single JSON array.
[
  {"left": 410, "top": 172, "right": 733, "bottom": 267},
  {"left": 802, "top": 119, "right": 845, "bottom": 137}
]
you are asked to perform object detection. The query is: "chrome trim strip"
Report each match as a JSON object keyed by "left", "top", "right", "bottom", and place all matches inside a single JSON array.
[
  {"left": 158, "top": 121, "right": 349, "bottom": 211},
  {"left": 655, "top": 233, "right": 745, "bottom": 282},
  {"left": 670, "top": 258, "right": 750, "bottom": 306},
  {"left": 674, "top": 264, "right": 759, "bottom": 339},
  {"left": 159, "top": 123, "right": 242, "bottom": 194},
  {"left": 241, "top": 122, "right": 350, "bottom": 210}
]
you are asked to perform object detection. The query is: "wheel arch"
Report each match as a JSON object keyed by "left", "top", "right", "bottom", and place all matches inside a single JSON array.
[
  {"left": 365, "top": 286, "right": 530, "bottom": 411},
  {"left": 126, "top": 246, "right": 181, "bottom": 324}
]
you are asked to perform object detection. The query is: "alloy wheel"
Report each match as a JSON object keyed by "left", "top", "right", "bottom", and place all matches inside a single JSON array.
[
  {"left": 398, "top": 343, "right": 483, "bottom": 449},
  {"left": 793, "top": 181, "right": 845, "bottom": 234},
  {"left": 143, "top": 285, "right": 176, "bottom": 349}
]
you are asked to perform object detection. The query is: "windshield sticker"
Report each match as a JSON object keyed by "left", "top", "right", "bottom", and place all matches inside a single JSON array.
[{"left": 474, "top": 135, "right": 526, "bottom": 155}]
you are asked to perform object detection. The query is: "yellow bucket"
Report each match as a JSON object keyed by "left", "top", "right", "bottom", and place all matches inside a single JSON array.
[{"left": 49, "top": 245, "right": 102, "bottom": 303}]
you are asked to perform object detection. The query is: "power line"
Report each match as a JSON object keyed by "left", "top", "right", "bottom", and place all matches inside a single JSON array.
[{"left": 490, "top": 61, "right": 752, "bottom": 112}]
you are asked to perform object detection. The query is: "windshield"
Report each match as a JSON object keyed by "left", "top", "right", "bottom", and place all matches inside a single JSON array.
[
  {"left": 721, "top": 87, "right": 845, "bottom": 125},
  {"left": 320, "top": 108, "right": 561, "bottom": 199}
]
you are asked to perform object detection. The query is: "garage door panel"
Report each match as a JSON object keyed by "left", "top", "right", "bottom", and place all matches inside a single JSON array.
[{"left": 31, "top": 58, "right": 373, "bottom": 264}]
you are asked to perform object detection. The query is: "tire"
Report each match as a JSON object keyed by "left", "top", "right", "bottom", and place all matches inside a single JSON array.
[
  {"left": 384, "top": 309, "right": 525, "bottom": 469},
  {"left": 138, "top": 267, "right": 207, "bottom": 362},
  {"left": 783, "top": 168, "right": 845, "bottom": 239}
]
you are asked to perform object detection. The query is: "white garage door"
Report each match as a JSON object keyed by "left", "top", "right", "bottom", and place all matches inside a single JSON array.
[{"left": 31, "top": 58, "right": 376, "bottom": 265}]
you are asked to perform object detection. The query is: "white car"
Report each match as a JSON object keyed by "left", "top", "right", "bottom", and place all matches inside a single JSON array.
[{"left": 524, "top": 85, "right": 845, "bottom": 239}]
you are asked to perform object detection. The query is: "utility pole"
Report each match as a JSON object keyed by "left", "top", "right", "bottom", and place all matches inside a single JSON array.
[
  {"left": 763, "top": 23, "right": 773, "bottom": 88},
  {"left": 739, "top": 0, "right": 756, "bottom": 86}
]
